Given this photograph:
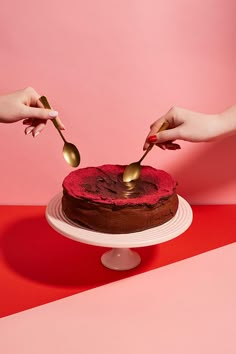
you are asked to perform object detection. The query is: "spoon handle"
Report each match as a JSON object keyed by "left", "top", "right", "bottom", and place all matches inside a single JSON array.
[
  {"left": 138, "top": 144, "right": 153, "bottom": 163},
  {"left": 138, "top": 120, "right": 170, "bottom": 163},
  {"left": 39, "top": 96, "right": 67, "bottom": 144}
]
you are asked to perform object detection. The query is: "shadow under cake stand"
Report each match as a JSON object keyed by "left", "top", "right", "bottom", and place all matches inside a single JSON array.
[{"left": 46, "top": 193, "right": 193, "bottom": 271}]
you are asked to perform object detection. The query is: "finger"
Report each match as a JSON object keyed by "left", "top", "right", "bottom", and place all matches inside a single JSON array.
[
  {"left": 147, "top": 128, "right": 182, "bottom": 144},
  {"left": 21, "top": 106, "right": 59, "bottom": 121},
  {"left": 143, "top": 107, "right": 184, "bottom": 150},
  {"left": 22, "top": 118, "right": 33, "bottom": 125},
  {"left": 24, "top": 106, "right": 65, "bottom": 130},
  {"left": 22, "top": 118, "right": 43, "bottom": 126},
  {"left": 36, "top": 99, "right": 65, "bottom": 130},
  {"left": 143, "top": 118, "right": 168, "bottom": 150},
  {"left": 163, "top": 142, "right": 181, "bottom": 150},
  {"left": 23, "top": 118, "right": 46, "bottom": 127},
  {"left": 25, "top": 126, "right": 34, "bottom": 135},
  {"left": 32, "top": 122, "right": 46, "bottom": 137},
  {"left": 156, "top": 143, "right": 166, "bottom": 150}
]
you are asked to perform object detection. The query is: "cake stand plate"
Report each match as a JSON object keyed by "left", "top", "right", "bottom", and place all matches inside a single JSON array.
[{"left": 46, "top": 193, "right": 192, "bottom": 271}]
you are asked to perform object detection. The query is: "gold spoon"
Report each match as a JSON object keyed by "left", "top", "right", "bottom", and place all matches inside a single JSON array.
[
  {"left": 122, "top": 120, "right": 169, "bottom": 183},
  {"left": 39, "top": 96, "right": 80, "bottom": 168}
]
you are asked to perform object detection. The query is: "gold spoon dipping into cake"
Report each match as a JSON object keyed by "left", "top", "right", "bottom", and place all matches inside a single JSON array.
[
  {"left": 39, "top": 96, "right": 81, "bottom": 168},
  {"left": 122, "top": 120, "right": 169, "bottom": 183}
]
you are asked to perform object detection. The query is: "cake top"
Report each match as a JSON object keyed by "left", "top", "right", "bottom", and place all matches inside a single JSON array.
[{"left": 62, "top": 164, "right": 177, "bottom": 206}]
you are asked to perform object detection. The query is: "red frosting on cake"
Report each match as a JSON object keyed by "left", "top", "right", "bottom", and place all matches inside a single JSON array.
[{"left": 62, "top": 164, "right": 176, "bottom": 207}]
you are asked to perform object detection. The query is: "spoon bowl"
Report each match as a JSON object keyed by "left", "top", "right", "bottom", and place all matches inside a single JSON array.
[
  {"left": 39, "top": 96, "right": 80, "bottom": 168},
  {"left": 122, "top": 121, "right": 169, "bottom": 183},
  {"left": 63, "top": 142, "right": 81, "bottom": 167}
]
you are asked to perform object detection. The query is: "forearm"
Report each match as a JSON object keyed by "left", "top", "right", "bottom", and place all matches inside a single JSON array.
[{"left": 219, "top": 105, "right": 236, "bottom": 136}]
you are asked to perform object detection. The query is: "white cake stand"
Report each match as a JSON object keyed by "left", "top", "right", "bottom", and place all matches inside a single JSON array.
[{"left": 46, "top": 193, "right": 192, "bottom": 271}]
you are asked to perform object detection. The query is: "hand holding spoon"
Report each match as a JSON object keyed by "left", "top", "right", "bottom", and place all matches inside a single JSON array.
[
  {"left": 39, "top": 96, "right": 80, "bottom": 168},
  {"left": 122, "top": 120, "right": 169, "bottom": 183}
]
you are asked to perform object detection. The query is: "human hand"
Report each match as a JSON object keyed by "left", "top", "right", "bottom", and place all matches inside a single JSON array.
[
  {"left": 143, "top": 106, "right": 230, "bottom": 150},
  {"left": 0, "top": 87, "right": 64, "bottom": 137}
]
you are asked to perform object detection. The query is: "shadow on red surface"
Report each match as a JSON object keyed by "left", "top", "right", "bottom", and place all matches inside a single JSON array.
[{"left": 1, "top": 215, "right": 157, "bottom": 287}]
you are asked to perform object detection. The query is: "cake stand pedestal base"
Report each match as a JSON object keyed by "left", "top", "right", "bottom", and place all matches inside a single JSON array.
[{"left": 101, "top": 248, "right": 141, "bottom": 270}]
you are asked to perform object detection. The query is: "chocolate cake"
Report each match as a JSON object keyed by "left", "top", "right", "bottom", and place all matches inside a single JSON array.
[{"left": 62, "top": 164, "right": 178, "bottom": 234}]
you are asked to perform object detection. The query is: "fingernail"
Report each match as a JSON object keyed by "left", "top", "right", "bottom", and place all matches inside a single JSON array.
[
  {"left": 34, "top": 132, "right": 40, "bottom": 137},
  {"left": 25, "top": 127, "right": 33, "bottom": 135},
  {"left": 147, "top": 135, "right": 157, "bottom": 143},
  {"left": 48, "top": 110, "right": 58, "bottom": 118}
]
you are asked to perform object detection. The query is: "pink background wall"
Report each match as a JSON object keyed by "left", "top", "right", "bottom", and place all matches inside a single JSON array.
[{"left": 0, "top": 0, "right": 236, "bottom": 205}]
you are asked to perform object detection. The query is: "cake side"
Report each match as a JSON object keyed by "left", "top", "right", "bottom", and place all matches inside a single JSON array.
[
  {"left": 62, "top": 192, "right": 178, "bottom": 233},
  {"left": 62, "top": 164, "right": 179, "bottom": 234}
]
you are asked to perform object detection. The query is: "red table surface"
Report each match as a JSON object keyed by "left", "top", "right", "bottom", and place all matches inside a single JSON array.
[{"left": 0, "top": 204, "right": 235, "bottom": 318}]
